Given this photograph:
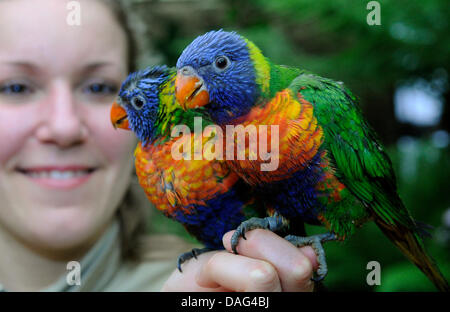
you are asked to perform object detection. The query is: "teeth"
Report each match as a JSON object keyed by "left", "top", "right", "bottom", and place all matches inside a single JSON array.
[{"left": 25, "top": 170, "right": 90, "bottom": 179}]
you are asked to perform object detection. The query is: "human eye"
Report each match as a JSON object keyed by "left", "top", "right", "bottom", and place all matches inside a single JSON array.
[
  {"left": 78, "top": 78, "right": 119, "bottom": 104},
  {"left": 83, "top": 81, "right": 118, "bottom": 95},
  {"left": 0, "top": 79, "right": 39, "bottom": 105},
  {"left": 0, "top": 81, "right": 34, "bottom": 96}
]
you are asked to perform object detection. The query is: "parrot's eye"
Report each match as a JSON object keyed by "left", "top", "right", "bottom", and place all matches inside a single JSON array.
[
  {"left": 131, "top": 95, "right": 145, "bottom": 110},
  {"left": 214, "top": 56, "right": 230, "bottom": 71}
]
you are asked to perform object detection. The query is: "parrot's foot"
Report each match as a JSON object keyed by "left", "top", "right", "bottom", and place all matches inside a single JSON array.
[
  {"left": 177, "top": 248, "right": 213, "bottom": 273},
  {"left": 284, "top": 232, "right": 337, "bottom": 282},
  {"left": 231, "top": 212, "right": 288, "bottom": 254}
]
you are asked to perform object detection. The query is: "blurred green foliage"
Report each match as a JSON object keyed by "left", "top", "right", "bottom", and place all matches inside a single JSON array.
[{"left": 139, "top": 0, "right": 450, "bottom": 291}]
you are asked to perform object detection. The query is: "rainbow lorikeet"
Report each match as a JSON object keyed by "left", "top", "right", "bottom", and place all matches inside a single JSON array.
[
  {"left": 110, "top": 66, "right": 273, "bottom": 271},
  {"left": 173, "top": 30, "right": 449, "bottom": 290}
]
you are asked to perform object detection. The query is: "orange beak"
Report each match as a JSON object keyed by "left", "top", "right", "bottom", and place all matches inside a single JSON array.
[
  {"left": 110, "top": 101, "right": 130, "bottom": 130},
  {"left": 175, "top": 70, "right": 209, "bottom": 110}
]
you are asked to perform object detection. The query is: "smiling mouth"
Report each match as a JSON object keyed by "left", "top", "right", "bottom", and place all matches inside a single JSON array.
[{"left": 16, "top": 168, "right": 96, "bottom": 179}]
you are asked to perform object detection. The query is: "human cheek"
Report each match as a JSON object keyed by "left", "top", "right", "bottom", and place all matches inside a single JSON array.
[
  {"left": 82, "top": 105, "right": 136, "bottom": 220},
  {"left": 0, "top": 104, "right": 42, "bottom": 167},
  {"left": 83, "top": 104, "right": 136, "bottom": 165}
]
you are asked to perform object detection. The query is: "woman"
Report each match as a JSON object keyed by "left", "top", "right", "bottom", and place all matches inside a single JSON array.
[{"left": 0, "top": 0, "right": 317, "bottom": 292}]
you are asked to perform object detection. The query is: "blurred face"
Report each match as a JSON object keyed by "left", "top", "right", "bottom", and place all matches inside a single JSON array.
[{"left": 0, "top": 0, "right": 136, "bottom": 252}]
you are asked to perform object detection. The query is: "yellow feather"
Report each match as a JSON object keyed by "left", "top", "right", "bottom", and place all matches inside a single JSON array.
[{"left": 244, "top": 38, "right": 270, "bottom": 95}]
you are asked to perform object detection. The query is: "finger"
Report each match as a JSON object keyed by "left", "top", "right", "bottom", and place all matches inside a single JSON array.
[
  {"left": 223, "top": 229, "right": 316, "bottom": 292},
  {"left": 196, "top": 251, "right": 282, "bottom": 292},
  {"left": 161, "top": 251, "right": 229, "bottom": 291}
]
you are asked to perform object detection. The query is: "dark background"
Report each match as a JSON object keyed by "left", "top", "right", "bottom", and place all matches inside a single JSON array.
[{"left": 126, "top": 0, "right": 450, "bottom": 291}]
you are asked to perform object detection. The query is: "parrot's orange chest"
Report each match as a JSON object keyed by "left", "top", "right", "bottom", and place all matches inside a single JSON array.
[
  {"left": 224, "top": 89, "right": 324, "bottom": 186},
  {"left": 134, "top": 137, "right": 239, "bottom": 216}
]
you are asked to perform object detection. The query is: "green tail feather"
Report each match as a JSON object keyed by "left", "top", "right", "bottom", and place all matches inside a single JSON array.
[{"left": 375, "top": 217, "right": 449, "bottom": 292}]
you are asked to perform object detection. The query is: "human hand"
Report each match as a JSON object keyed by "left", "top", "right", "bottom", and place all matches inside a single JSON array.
[{"left": 161, "top": 229, "right": 318, "bottom": 291}]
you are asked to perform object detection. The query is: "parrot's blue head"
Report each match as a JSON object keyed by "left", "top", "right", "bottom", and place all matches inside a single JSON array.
[
  {"left": 176, "top": 30, "right": 262, "bottom": 125},
  {"left": 111, "top": 65, "right": 171, "bottom": 144}
]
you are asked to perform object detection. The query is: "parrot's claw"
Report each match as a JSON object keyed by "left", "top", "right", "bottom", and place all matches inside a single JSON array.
[
  {"left": 284, "top": 232, "right": 337, "bottom": 282},
  {"left": 177, "top": 247, "right": 213, "bottom": 273},
  {"left": 231, "top": 213, "right": 288, "bottom": 254}
]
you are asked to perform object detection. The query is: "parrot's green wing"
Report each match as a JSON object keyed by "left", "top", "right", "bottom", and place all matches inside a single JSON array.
[{"left": 289, "top": 74, "right": 417, "bottom": 231}]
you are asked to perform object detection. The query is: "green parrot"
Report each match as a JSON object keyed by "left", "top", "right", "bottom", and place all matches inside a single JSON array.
[{"left": 173, "top": 30, "right": 449, "bottom": 291}]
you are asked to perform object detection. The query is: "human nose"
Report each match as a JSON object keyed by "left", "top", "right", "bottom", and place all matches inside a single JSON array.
[{"left": 35, "top": 81, "right": 87, "bottom": 147}]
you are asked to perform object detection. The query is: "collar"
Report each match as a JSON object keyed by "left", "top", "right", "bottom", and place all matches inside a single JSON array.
[{"left": 0, "top": 219, "right": 121, "bottom": 292}]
